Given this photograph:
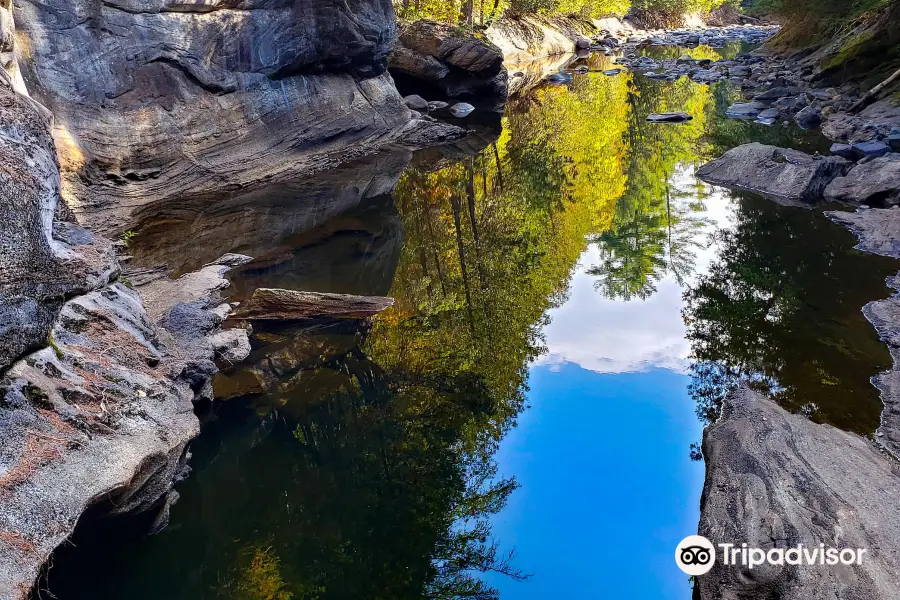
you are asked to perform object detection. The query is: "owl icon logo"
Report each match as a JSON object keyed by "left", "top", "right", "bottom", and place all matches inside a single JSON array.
[{"left": 675, "top": 536, "right": 716, "bottom": 575}]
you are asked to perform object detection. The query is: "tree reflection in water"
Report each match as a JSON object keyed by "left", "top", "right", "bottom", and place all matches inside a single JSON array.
[{"left": 33, "top": 46, "right": 900, "bottom": 600}]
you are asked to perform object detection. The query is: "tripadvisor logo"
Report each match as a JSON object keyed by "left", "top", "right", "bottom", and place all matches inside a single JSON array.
[
  {"left": 675, "top": 535, "right": 716, "bottom": 576},
  {"left": 675, "top": 536, "right": 869, "bottom": 576}
]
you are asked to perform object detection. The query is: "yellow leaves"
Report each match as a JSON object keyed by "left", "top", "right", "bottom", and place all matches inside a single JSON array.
[{"left": 235, "top": 546, "right": 299, "bottom": 600}]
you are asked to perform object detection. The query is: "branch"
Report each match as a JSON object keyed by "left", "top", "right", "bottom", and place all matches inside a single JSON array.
[{"left": 848, "top": 66, "right": 900, "bottom": 114}]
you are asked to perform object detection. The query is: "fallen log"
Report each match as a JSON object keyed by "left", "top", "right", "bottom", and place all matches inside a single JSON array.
[
  {"left": 848, "top": 65, "right": 900, "bottom": 114},
  {"left": 233, "top": 288, "right": 395, "bottom": 321}
]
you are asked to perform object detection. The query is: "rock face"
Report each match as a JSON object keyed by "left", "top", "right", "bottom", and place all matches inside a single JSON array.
[
  {"left": 0, "top": 26, "right": 252, "bottom": 594},
  {"left": 696, "top": 143, "right": 850, "bottom": 204},
  {"left": 698, "top": 386, "right": 900, "bottom": 599},
  {"left": 389, "top": 20, "right": 507, "bottom": 109},
  {"left": 825, "top": 154, "right": 900, "bottom": 206},
  {"left": 0, "top": 258, "right": 250, "bottom": 599},
  {"left": 0, "top": 68, "right": 116, "bottom": 374},
  {"left": 13, "top": 0, "right": 425, "bottom": 235}
]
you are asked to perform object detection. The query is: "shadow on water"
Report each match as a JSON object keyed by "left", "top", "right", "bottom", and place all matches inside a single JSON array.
[{"left": 35, "top": 45, "right": 900, "bottom": 600}]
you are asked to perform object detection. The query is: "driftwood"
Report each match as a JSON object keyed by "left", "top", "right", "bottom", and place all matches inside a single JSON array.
[
  {"left": 848, "top": 66, "right": 900, "bottom": 114},
  {"left": 233, "top": 288, "right": 395, "bottom": 321}
]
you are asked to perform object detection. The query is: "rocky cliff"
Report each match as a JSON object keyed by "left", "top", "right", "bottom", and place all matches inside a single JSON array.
[
  {"left": 13, "top": 0, "right": 458, "bottom": 235},
  {"left": 0, "top": 60, "right": 253, "bottom": 597}
]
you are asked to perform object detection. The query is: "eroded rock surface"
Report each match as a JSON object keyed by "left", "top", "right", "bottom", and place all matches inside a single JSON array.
[
  {"left": 389, "top": 20, "right": 507, "bottom": 109},
  {"left": 696, "top": 143, "right": 849, "bottom": 205},
  {"left": 12, "top": 0, "right": 448, "bottom": 234},
  {"left": 0, "top": 70, "right": 117, "bottom": 373},
  {"left": 698, "top": 386, "right": 900, "bottom": 599},
  {"left": 0, "top": 256, "right": 249, "bottom": 598},
  {"left": 825, "top": 154, "right": 900, "bottom": 207}
]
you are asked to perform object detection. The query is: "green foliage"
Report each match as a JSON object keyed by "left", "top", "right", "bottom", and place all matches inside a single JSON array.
[
  {"left": 682, "top": 194, "right": 897, "bottom": 434},
  {"left": 48, "top": 332, "right": 64, "bottom": 360},
  {"left": 119, "top": 229, "right": 137, "bottom": 247},
  {"left": 630, "top": 0, "right": 727, "bottom": 26}
]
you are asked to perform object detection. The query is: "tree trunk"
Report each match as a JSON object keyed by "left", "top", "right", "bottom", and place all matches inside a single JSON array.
[
  {"left": 462, "top": 0, "right": 473, "bottom": 26},
  {"left": 451, "top": 193, "right": 476, "bottom": 336},
  {"left": 234, "top": 288, "right": 394, "bottom": 320}
]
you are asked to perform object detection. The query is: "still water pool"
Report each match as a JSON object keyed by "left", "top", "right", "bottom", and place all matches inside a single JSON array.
[{"left": 36, "top": 47, "right": 899, "bottom": 600}]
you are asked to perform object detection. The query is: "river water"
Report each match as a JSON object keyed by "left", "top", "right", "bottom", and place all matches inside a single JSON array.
[{"left": 36, "top": 45, "right": 900, "bottom": 599}]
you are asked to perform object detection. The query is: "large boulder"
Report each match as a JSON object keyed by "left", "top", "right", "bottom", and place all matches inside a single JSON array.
[
  {"left": 388, "top": 20, "right": 508, "bottom": 108},
  {"left": 696, "top": 143, "right": 850, "bottom": 204},
  {"left": 698, "top": 387, "right": 900, "bottom": 599},
  {"left": 13, "top": 0, "right": 423, "bottom": 235},
  {"left": 824, "top": 154, "right": 900, "bottom": 206}
]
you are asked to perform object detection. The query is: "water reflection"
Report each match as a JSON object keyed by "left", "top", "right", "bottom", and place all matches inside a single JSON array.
[{"left": 37, "top": 45, "right": 899, "bottom": 600}]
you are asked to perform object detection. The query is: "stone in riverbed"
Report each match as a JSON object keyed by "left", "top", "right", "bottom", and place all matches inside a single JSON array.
[
  {"left": 403, "top": 95, "right": 429, "bottom": 111},
  {"left": 575, "top": 37, "right": 591, "bottom": 49},
  {"left": 851, "top": 140, "right": 892, "bottom": 159},
  {"left": 755, "top": 110, "right": 779, "bottom": 126},
  {"left": 830, "top": 143, "right": 857, "bottom": 160},
  {"left": 889, "top": 134, "right": 900, "bottom": 152},
  {"left": 547, "top": 71, "right": 573, "bottom": 84},
  {"left": 824, "top": 154, "right": 900, "bottom": 206},
  {"left": 448, "top": 102, "right": 475, "bottom": 118},
  {"left": 794, "top": 106, "right": 821, "bottom": 129},
  {"left": 696, "top": 143, "right": 850, "bottom": 204},
  {"left": 753, "top": 86, "right": 797, "bottom": 102},
  {"left": 647, "top": 112, "right": 693, "bottom": 123},
  {"left": 726, "top": 102, "right": 765, "bottom": 119}
]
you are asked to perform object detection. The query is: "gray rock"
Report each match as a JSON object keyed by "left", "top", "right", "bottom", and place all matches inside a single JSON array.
[
  {"left": 403, "top": 94, "right": 430, "bottom": 111},
  {"left": 208, "top": 328, "right": 252, "bottom": 365},
  {"left": 390, "top": 46, "right": 450, "bottom": 82},
  {"left": 390, "top": 19, "right": 507, "bottom": 104},
  {"left": 698, "top": 386, "right": 900, "bottom": 600},
  {"left": 726, "top": 102, "right": 765, "bottom": 118},
  {"left": 852, "top": 140, "right": 893, "bottom": 159},
  {"left": 825, "top": 154, "right": 900, "bottom": 206},
  {"left": 0, "top": 69, "right": 117, "bottom": 373},
  {"left": 647, "top": 112, "right": 693, "bottom": 123},
  {"left": 696, "top": 143, "right": 850, "bottom": 203},
  {"left": 889, "top": 134, "right": 900, "bottom": 152},
  {"left": 729, "top": 65, "right": 751, "bottom": 78},
  {"left": 830, "top": 143, "right": 857, "bottom": 160},
  {"left": 575, "top": 37, "right": 590, "bottom": 49},
  {"left": 753, "top": 86, "right": 797, "bottom": 102},
  {"left": 547, "top": 71, "right": 573, "bottom": 84},
  {"left": 448, "top": 102, "right": 475, "bottom": 118},
  {"left": 794, "top": 106, "right": 822, "bottom": 129}
]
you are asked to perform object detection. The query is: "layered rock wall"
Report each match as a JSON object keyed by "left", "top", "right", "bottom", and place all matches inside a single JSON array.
[{"left": 13, "top": 0, "right": 421, "bottom": 234}]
